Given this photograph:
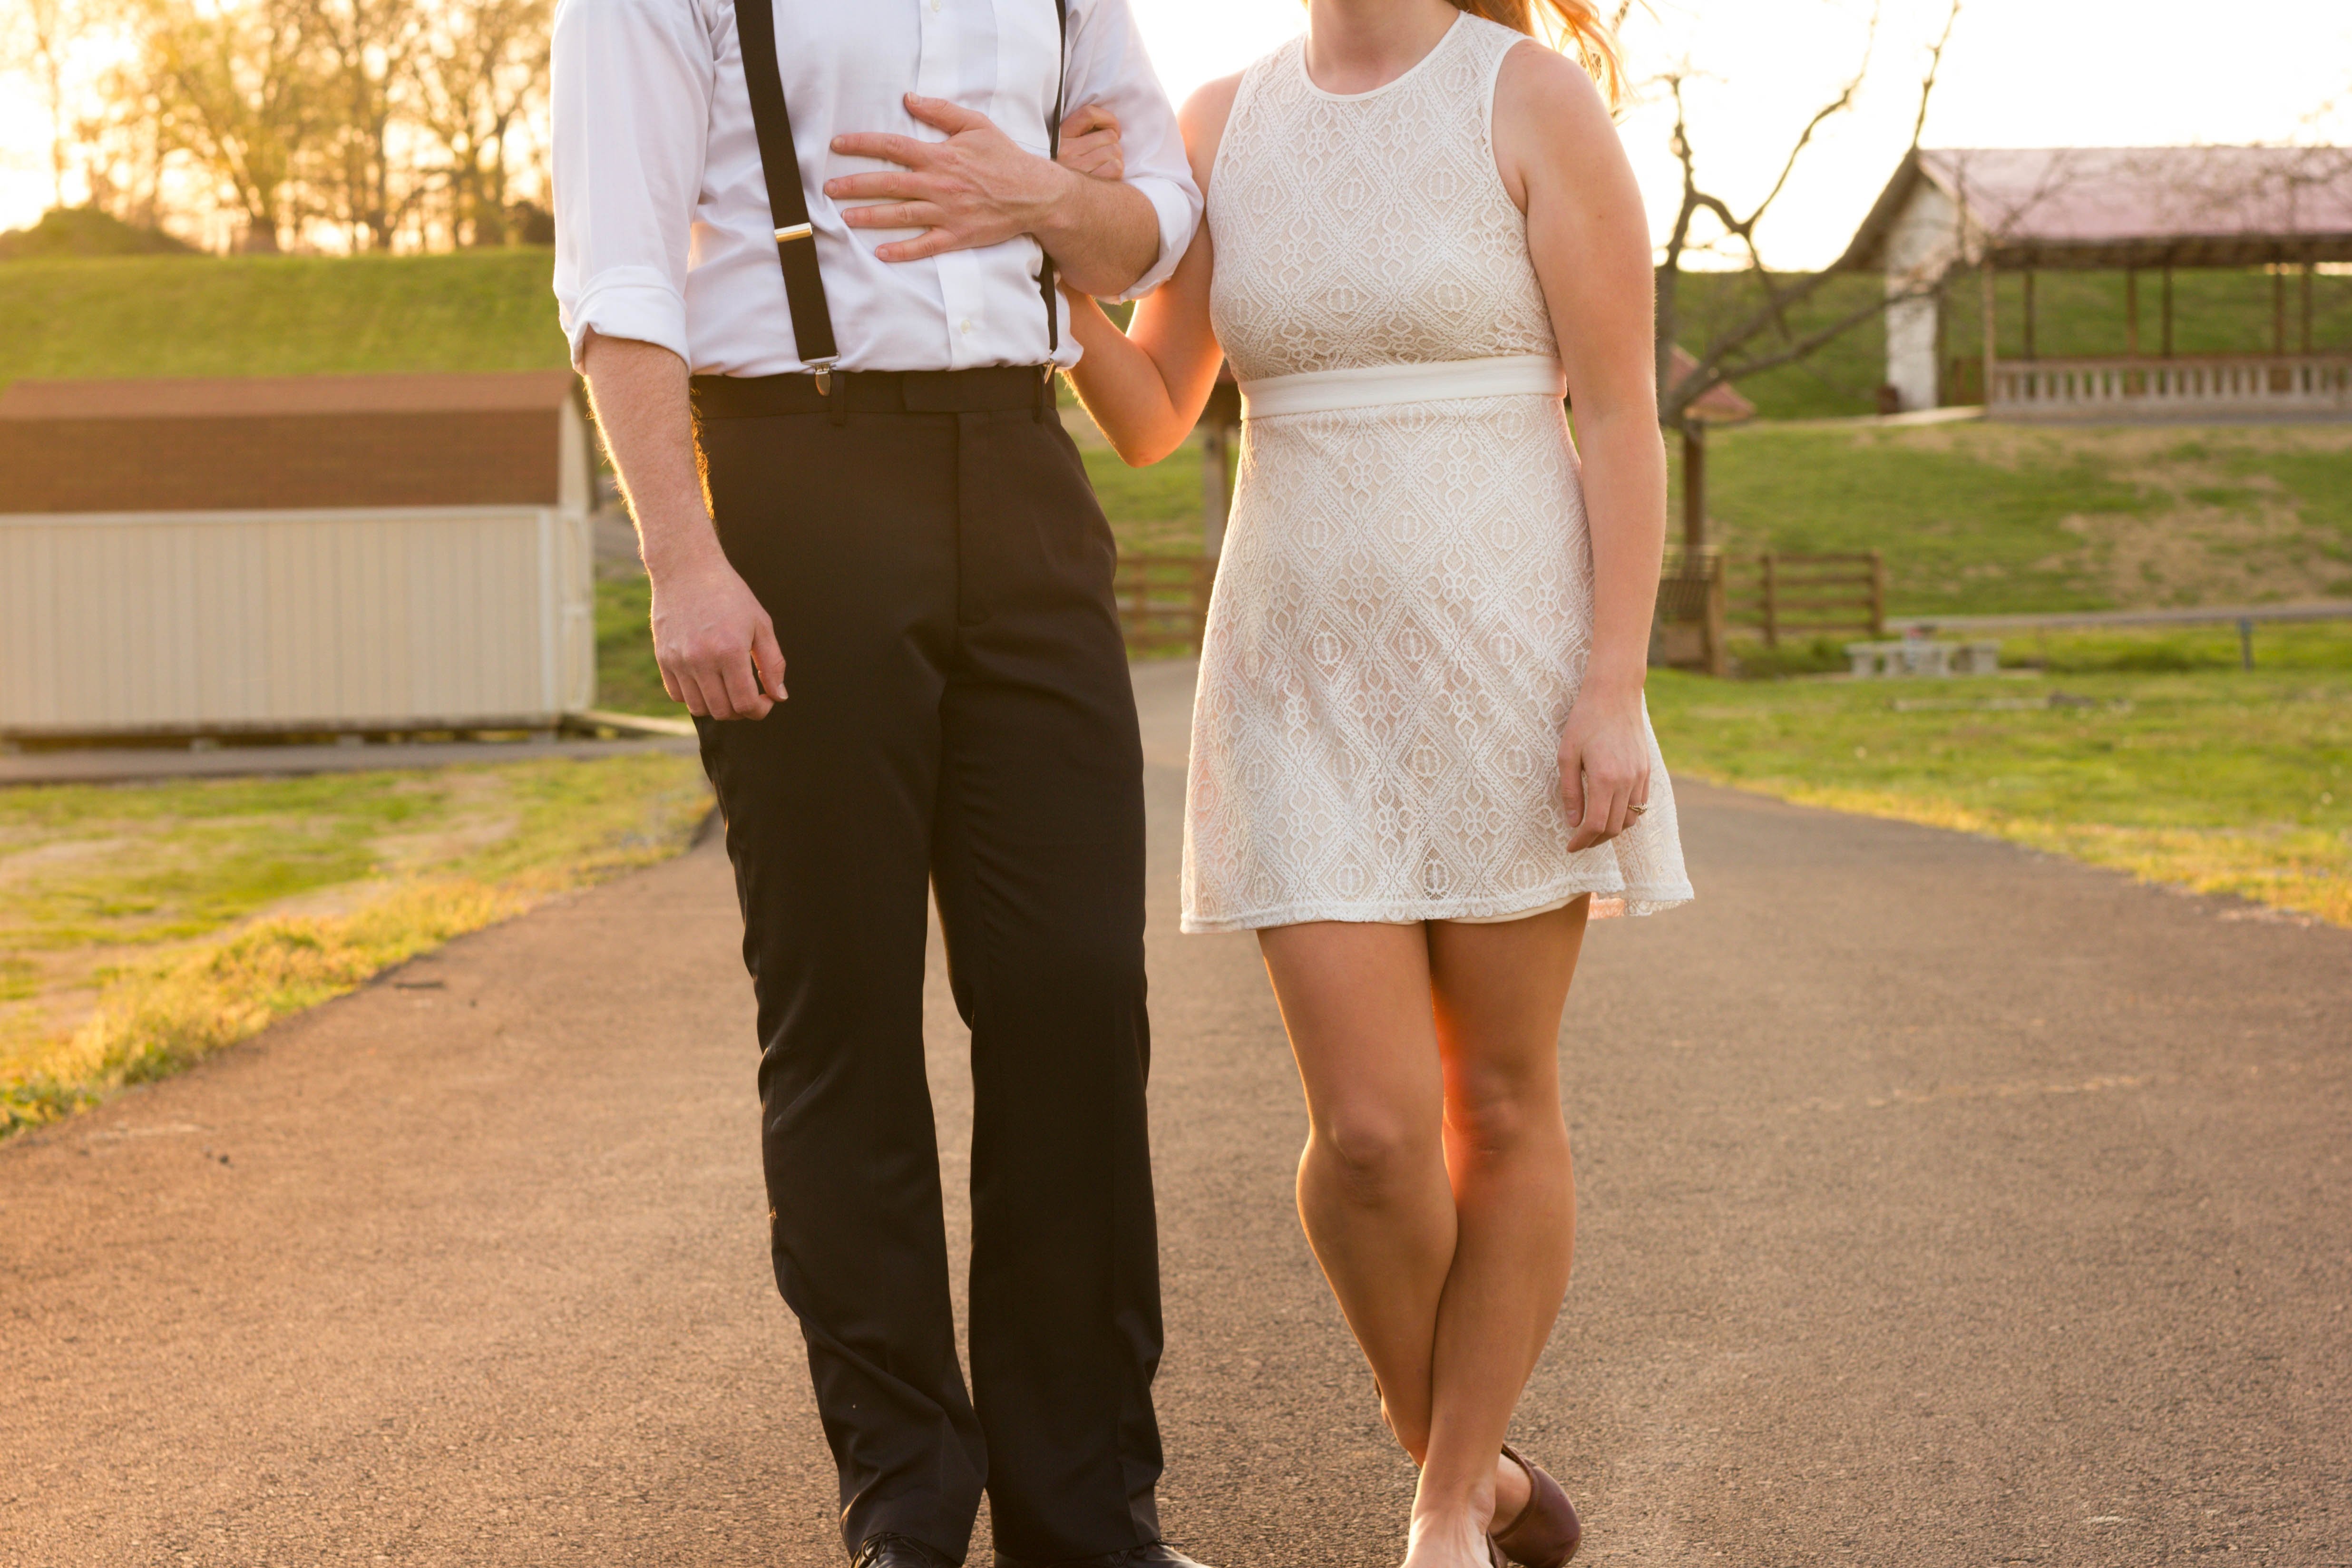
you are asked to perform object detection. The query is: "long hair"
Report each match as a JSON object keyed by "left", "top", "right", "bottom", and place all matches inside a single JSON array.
[{"left": 1448, "top": 0, "right": 1626, "bottom": 107}]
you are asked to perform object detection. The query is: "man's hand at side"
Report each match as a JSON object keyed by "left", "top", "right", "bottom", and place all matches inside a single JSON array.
[
  {"left": 580, "top": 333, "right": 786, "bottom": 721},
  {"left": 827, "top": 94, "right": 1158, "bottom": 298}
]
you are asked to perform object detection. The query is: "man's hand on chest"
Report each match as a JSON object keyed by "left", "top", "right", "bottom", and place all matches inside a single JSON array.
[{"left": 826, "top": 94, "right": 1082, "bottom": 264}]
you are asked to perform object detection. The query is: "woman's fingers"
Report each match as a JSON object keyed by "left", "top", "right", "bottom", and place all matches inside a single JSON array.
[
  {"left": 1557, "top": 740, "right": 1586, "bottom": 835},
  {"left": 1058, "top": 102, "right": 1124, "bottom": 179},
  {"left": 1567, "top": 779, "right": 1619, "bottom": 850},
  {"left": 1060, "top": 101, "right": 1120, "bottom": 140}
]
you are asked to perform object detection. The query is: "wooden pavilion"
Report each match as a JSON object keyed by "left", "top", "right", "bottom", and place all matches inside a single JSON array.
[{"left": 1838, "top": 146, "right": 2352, "bottom": 419}]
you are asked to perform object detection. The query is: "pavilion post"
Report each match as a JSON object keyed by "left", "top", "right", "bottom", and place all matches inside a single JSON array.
[
  {"left": 2303, "top": 261, "right": 2316, "bottom": 354},
  {"left": 2023, "top": 269, "right": 2037, "bottom": 360},
  {"left": 1980, "top": 258, "right": 1997, "bottom": 408},
  {"left": 2274, "top": 262, "right": 2287, "bottom": 356},
  {"left": 2125, "top": 269, "right": 2140, "bottom": 358},
  {"left": 1681, "top": 420, "right": 1708, "bottom": 559},
  {"left": 1934, "top": 273, "right": 1951, "bottom": 406},
  {"left": 2161, "top": 264, "right": 2174, "bottom": 358}
]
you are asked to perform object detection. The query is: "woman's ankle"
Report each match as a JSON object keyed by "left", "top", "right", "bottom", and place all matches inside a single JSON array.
[{"left": 1489, "top": 1449, "right": 1533, "bottom": 1530}]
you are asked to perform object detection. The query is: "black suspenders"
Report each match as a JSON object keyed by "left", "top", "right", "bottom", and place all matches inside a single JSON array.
[{"left": 733, "top": 0, "right": 1071, "bottom": 396}]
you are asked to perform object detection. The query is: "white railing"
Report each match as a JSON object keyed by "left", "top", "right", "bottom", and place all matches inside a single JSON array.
[{"left": 1989, "top": 353, "right": 2352, "bottom": 417}]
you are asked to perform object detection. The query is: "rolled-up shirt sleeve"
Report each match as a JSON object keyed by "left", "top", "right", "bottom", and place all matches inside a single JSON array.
[
  {"left": 1066, "top": 0, "right": 1203, "bottom": 302},
  {"left": 551, "top": 0, "right": 714, "bottom": 369}
]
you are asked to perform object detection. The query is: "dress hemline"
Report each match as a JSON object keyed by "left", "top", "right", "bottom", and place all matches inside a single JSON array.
[{"left": 1179, "top": 878, "right": 1696, "bottom": 935}]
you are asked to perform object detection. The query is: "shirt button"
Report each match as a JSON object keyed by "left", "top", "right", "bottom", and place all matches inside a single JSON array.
[{"left": 959, "top": 318, "right": 974, "bottom": 335}]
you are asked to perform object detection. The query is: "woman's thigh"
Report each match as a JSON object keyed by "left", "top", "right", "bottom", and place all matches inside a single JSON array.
[
  {"left": 1426, "top": 900, "right": 1591, "bottom": 1144},
  {"left": 1258, "top": 920, "right": 1445, "bottom": 1141}
]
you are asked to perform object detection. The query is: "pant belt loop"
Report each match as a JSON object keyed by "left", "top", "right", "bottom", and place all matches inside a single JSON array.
[{"left": 828, "top": 369, "right": 849, "bottom": 427}]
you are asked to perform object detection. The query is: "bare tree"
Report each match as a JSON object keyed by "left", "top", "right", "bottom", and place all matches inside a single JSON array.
[
  {"left": 302, "top": 0, "right": 425, "bottom": 249},
  {"left": 1657, "top": 1, "right": 1959, "bottom": 426},
  {"left": 408, "top": 0, "right": 548, "bottom": 246},
  {"left": 5, "top": 0, "right": 88, "bottom": 208},
  {"left": 135, "top": 0, "right": 320, "bottom": 251}
]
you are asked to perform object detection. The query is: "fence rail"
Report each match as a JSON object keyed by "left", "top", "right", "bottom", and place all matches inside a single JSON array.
[
  {"left": 1723, "top": 551, "right": 1886, "bottom": 644},
  {"left": 1989, "top": 352, "right": 2352, "bottom": 419},
  {"left": 1115, "top": 553, "right": 1216, "bottom": 654},
  {"left": 1123, "top": 549, "right": 1895, "bottom": 670}
]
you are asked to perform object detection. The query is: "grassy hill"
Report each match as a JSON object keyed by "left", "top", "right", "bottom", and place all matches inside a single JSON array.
[
  {"left": 1679, "top": 420, "right": 2352, "bottom": 618},
  {"left": 1672, "top": 266, "right": 2352, "bottom": 419},
  {"left": 0, "top": 251, "right": 568, "bottom": 391},
  {"left": 12, "top": 251, "right": 2352, "bottom": 622}
]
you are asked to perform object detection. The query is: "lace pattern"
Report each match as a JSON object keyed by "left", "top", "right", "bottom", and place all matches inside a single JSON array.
[{"left": 1182, "top": 15, "right": 1693, "bottom": 932}]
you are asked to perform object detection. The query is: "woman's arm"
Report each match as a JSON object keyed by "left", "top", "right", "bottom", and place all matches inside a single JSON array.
[
  {"left": 1494, "top": 41, "right": 1668, "bottom": 849},
  {"left": 1060, "top": 75, "right": 1241, "bottom": 467}
]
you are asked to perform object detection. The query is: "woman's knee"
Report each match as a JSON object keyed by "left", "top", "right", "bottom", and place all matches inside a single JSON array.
[
  {"left": 1308, "top": 1106, "right": 1444, "bottom": 1207},
  {"left": 1444, "top": 1074, "right": 1565, "bottom": 1167}
]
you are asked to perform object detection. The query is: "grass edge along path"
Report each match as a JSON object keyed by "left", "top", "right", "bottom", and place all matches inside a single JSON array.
[
  {"left": 1649, "top": 628, "right": 2352, "bottom": 931},
  {"left": 0, "top": 757, "right": 712, "bottom": 1138},
  {"left": 1677, "top": 771, "right": 2351, "bottom": 930}
]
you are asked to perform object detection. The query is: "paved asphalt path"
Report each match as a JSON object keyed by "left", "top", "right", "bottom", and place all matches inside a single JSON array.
[{"left": 5, "top": 661, "right": 2348, "bottom": 1567}]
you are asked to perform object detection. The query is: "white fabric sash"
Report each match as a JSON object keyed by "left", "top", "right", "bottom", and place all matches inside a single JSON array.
[{"left": 1239, "top": 354, "right": 1566, "bottom": 419}]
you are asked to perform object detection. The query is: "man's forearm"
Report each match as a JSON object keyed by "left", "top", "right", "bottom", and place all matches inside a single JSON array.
[
  {"left": 1034, "top": 164, "right": 1161, "bottom": 299},
  {"left": 580, "top": 333, "right": 720, "bottom": 575}
]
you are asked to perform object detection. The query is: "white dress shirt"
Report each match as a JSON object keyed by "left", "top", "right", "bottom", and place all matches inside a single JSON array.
[{"left": 551, "top": 0, "right": 1200, "bottom": 376}]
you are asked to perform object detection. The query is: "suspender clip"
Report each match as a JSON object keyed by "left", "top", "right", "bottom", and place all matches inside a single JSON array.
[{"left": 808, "top": 356, "right": 838, "bottom": 397}]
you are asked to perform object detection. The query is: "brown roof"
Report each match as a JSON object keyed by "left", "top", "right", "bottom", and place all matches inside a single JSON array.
[
  {"left": 0, "top": 370, "right": 580, "bottom": 420},
  {"left": 0, "top": 372, "right": 583, "bottom": 513},
  {"left": 1838, "top": 146, "right": 2352, "bottom": 271},
  {"left": 1669, "top": 345, "right": 1756, "bottom": 423}
]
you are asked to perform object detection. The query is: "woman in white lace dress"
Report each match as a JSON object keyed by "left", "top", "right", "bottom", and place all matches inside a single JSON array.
[{"left": 1063, "top": 2, "right": 1686, "bottom": 1564}]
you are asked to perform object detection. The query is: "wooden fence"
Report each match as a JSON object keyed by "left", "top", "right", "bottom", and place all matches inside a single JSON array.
[
  {"left": 1115, "top": 553, "right": 1216, "bottom": 654},
  {"left": 1122, "top": 548, "right": 1885, "bottom": 669},
  {"left": 1652, "top": 553, "right": 1728, "bottom": 676},
  {"left": 1727, "top": 551, "right": 1886, "bottom": 645}
]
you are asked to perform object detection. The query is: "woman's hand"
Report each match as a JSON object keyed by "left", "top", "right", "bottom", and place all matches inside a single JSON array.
[
  {"left": 1058, "top": 103, "right": 1124, "bottom": 181},
  {"left": 1558, "top": 681, "right": 1651, "bottom": 850}
]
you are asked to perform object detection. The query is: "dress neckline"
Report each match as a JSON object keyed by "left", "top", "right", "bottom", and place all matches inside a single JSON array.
[{"left": 1295, "top": 10, "right": 1464, "bottom": 103}]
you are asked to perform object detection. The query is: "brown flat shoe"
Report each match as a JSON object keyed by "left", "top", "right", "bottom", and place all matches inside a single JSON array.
[{"left": 1493, "top": 1443, "right": 1581, "bottom": 1568}]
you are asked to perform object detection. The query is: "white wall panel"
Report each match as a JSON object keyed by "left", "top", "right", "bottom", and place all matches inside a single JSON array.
[{"left": 0, "top": 506, "right": 595, "bottom": 735}]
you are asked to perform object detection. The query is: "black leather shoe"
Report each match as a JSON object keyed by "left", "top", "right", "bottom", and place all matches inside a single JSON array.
[
  {"left": 995, "top": 1544, "right": 1214, "bottom": 1568},
  {"left": 851, "top": 1534, "right": 959, "bottom": 1568}
]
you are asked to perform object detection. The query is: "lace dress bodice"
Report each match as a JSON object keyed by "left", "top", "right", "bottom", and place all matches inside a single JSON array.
[{"left": 1207, "top": 16, "right": 1556, "bottom": 381}]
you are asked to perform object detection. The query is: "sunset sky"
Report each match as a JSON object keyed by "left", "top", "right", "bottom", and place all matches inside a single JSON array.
[{"left": 1, "top": 0, "right": 2345, "bottom": 266}]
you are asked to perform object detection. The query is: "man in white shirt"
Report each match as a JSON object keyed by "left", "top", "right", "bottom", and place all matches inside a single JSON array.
[{"left": 550, "top": 5, "right": 1205, "bottom": 1568}]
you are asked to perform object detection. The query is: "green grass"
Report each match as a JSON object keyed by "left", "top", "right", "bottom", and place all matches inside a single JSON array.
[
  {"left": 595, "top": 573, "right": 685, "bottom": 716},
  {"left": 0, "top": 251, "right": 567, "bottom": 393},
  {"left": 8, "top": 251, "right": 2349, "bottom": 416},
  {"left": 1649, "top": 623, "right": 2352, "bottom": 926},
  {"left": 1681, "top": 421, "right": 2352, "bottom": 618},
  {"left": 0, "top": 751, "right": 711, "bottom": 1133}
]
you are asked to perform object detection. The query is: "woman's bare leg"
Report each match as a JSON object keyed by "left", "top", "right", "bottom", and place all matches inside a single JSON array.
[
  {"left": 1259, "top": 905, "right": 1586, "bottom": 1562},
  {"left": 1258, "top": 922, "right": 1460, "bottom": 1466},
  {"left": 1411, "top": 902, "right": 1586, "bottom": 1562}
]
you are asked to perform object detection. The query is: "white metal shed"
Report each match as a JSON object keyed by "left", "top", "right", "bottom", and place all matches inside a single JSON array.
[{"left": 0, "top": 371, "right": 595, "bottom": 740}]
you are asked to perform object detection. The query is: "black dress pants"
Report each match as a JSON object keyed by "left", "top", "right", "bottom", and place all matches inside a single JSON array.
[{"left": 689, "top": 368, "right": 1163, "bottom": 1566}]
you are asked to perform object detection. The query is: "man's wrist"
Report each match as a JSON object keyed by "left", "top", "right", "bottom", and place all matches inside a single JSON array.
[
  {"left": 1026, "top": 158, "right": 1090, "bottom": 250},
  {"left": 640, "top": 518, "right": 728, "bottom": 583}
]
